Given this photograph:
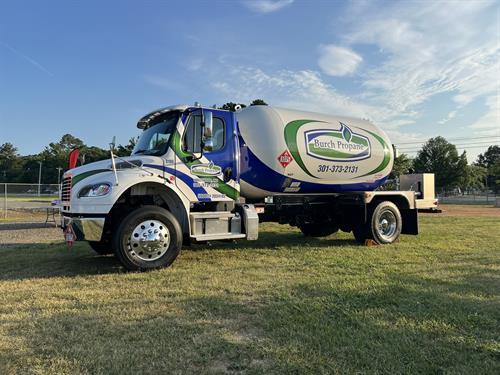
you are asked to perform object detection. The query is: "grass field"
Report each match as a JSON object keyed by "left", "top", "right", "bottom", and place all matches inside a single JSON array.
[{"left": 0, "top": 210, "right": 499, "bottom": 374}]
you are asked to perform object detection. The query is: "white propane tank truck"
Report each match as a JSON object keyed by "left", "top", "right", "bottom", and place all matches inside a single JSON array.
[{"left": 61, "top": 104, "right": 418, "bottom": 270}]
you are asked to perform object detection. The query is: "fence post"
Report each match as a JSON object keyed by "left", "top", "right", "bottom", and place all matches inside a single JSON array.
[{"left": 3, "top": 183, "right": 7, "bottom": 219}]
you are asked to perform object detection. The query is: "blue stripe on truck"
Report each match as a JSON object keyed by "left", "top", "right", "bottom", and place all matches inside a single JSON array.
[{"left": 143, "top": 164, "right": 211, "bottom": 202}]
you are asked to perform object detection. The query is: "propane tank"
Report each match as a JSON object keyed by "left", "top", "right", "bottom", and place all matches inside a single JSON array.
[{"left": 236, "top": 106, "right": 393, "bottom": 199}]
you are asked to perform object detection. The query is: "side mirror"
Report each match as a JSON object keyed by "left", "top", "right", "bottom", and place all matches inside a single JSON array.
[
  {"left": 203, "top": 111, "right": 213, "bottom": 139},
  {"left": 202, "top": 111, "right": 213, "bottom": 152}
]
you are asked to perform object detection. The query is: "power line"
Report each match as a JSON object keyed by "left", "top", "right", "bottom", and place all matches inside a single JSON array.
[
  {"left": 395, "top": 135, "right": 500, "bottom": 145},
  {"left": 397, "top": 141, "right": 498, "bottom": 150},
  {"left": 400, "top": 144, "right": 496, "bottom": 153}
]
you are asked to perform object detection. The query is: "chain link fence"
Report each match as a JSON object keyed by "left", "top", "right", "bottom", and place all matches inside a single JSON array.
[
  {"left": 437, "top": 189, "right": 499, "bottom": 205},
  {"left": 0, "top": 183, "right": 61, "bottom": 223}
]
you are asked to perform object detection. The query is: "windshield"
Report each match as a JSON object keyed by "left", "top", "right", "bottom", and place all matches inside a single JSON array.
[{"left": 132, "top": 111, "right": 179, "bottom": 156}]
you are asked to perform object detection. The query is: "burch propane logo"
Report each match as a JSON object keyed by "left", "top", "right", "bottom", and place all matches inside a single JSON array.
[
  {"left": 190, "top": 162, "right": 222, "bottom": 177},
  {"left": 304, "top": 122, "right": 371, "bottom": 162}
]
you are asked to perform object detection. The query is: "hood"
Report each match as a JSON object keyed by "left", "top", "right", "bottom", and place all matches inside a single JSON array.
[{"left": 63, "top": 155, "right": 166, "bottom": 183}]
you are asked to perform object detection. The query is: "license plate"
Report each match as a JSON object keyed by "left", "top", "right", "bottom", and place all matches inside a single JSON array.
[{"left": 64, "top": 225, "right": 76, "bottom": 248}]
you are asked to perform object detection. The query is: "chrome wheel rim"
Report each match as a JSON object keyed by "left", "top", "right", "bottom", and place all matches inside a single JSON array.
[
  {"left": 128, "top": 220, "right": 170, "bottom": 261},
  {"left": 377, "top": 210, "right": 397, "bottom": 241}
]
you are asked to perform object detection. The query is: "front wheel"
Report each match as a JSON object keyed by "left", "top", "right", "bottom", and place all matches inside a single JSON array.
[{"left": 113, "top": 206, "right": 182, "bottom": 271}]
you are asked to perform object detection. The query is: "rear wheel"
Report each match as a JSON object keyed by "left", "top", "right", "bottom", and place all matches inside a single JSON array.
[
  {"left": 368, "top": 201, "right": 402, "bottom": 244},
  {"left": 299, "top": 222, "right": 339, "bottom": 237},
  {"left": 113, "top": 206, "right": 182, "bottom": 271},
  {"left": 88, "top": 240, "right": 113, "bottom": 255}
]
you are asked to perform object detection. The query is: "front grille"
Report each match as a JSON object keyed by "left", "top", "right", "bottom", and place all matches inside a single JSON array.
[{"left": 61, "top": 176, "right": 72, "bottom": 203}]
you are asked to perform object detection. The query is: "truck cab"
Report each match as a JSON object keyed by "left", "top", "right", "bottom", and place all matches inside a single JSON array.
[{"left": 61, "top": 105, "right": 258, "bottom": 270}]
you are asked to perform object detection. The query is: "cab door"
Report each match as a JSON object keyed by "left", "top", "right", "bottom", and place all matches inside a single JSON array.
[{"left": 178, "top": 109, "right": 240, "bottom": 202}]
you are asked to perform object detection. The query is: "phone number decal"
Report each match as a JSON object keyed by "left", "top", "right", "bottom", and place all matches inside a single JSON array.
[{"left": 317, "top": 165, "right": 359, "bottom": 173}]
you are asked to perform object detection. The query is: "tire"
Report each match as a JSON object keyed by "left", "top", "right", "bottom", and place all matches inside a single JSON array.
[
  {"left": 299, "top": 222, "right": 339, "bottom": 237},
  {"left": 368, "top": 201, "right": 402, "bottom": 244},
  {"left": 113, "top": 206, "right": 182, "bottom": 271},
  {"left": 88, "top": 240, "right": 113, "bottom": 255}
]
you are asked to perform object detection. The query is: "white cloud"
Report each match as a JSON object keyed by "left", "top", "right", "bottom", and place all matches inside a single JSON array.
[
  {"left": 318, "top": 45, "right": 362, "bottom": 77},
  {"left": 340, "top": 0, "right": 499, "bottom": 121},
  {"left": 242, "top": 0, "right": 293, "bottom": 14},
  {"left": 0, "top": 41, "right": 54, "bottom": 76},
  {"left": 437, "top": 111, "right": 457, "bottom": 125},
  {"left": 144, "top": 75, "right": 181, "bottom": 91},
  {"left": 469, "top": 95, "right": 500, "bottom": 136},
  {"left": 210, "top": 64, "right": 390, "bottom": 122},
  {"left": 186, "top": 57, "right": 203, "bottom": 71}
]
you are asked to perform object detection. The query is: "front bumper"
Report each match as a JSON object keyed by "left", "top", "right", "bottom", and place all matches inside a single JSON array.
[{"left": 62, "top": 215, "right": 105, "bottom": 242}]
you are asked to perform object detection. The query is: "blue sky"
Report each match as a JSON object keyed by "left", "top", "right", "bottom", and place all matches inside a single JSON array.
[{"left": 1, "top": 0, "right": 499, "bottom": 162}]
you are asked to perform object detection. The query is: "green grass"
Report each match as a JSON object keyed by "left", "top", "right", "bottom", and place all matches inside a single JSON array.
[
  {"left": 0, "top": 215, "right": 499, "bottom": 374},
  {"left": 6, "top": 195, "right": 58, "bottom": 202}
]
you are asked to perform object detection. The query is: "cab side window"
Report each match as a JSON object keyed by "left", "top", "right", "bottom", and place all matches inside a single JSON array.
[
  {"left": 183, "top": 115, "right": 202, "bottom": 153},
  {"left": 183, "top": 115, "right": 225, "bottom": 152}
]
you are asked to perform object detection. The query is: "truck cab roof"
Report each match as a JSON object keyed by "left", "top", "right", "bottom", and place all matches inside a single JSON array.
[{"left": 137, "top": 104, "right": 189, "bottom": 129}]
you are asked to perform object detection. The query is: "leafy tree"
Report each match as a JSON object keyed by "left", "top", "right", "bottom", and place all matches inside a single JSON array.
[
  {"left": 38, "top": 135, "right": 85, "bottom": 183},
  {"left": 489, "top": 160, "right": 500, "bottom": 192},
  {"left": 81, "top": 146, "right": 109, "bottom": 164},
  {"left": 0, "top": 143, "right": 20, "bottom": 181},
  {"left": 390, "top": 153, "right": 413, "bottom": 179},
  {"left": 250, "top": 99, "right": 268, "bottom": 106},
  {"left": 219, "top": 102, "right": 247, "bottom": 112},
  {"left": 475, "top": 145, "right": 500, "bottom": 191},
  {"left": 413, "top": 136, "right": 467, "bottom": 192},
  {"left": 475, "top": 145, "right": 500, "bottom": 168},
  {"left": 459, "top": 165, "right": 487, "bottom": 192},
  {"left": 116, "top": 137, "right": 138, "bottom": 157},
  {"left": 219, "top": 99, "right": 268, "bottom": 111}
]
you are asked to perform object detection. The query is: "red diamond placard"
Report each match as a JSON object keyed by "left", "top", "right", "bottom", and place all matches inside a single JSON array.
[{"left": 278, "top": 150, "right": 293, "bottom": 168}]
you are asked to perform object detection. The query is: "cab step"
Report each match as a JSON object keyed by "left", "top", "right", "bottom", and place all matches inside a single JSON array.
[
  {"left": 189, "top": 211, "right": 242, "bottom": 239},
  {"left": 192, "top": 233, "right": 246, "bottom": 241}
]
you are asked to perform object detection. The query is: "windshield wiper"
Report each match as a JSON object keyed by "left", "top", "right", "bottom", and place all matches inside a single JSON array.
[{"left": 133, "top": 149, "right": 149, "bottom": 155}]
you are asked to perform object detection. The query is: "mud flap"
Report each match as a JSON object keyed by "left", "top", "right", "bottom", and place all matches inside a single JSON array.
[{"left": 401, "top": 209, "right": 418, "bottom": 235}]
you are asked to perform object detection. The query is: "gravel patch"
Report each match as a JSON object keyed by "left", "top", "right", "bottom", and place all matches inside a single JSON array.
[{"left": 0, "top": 223, "right": 63, "bottom": 247}]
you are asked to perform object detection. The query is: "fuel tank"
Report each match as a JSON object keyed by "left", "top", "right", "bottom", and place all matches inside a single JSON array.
[{"left": 236, "top": 106, "right": 393, "bottom": 199}]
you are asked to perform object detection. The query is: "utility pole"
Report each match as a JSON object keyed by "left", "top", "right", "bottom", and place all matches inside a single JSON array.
[
  {"left": 38, "top": 161, "right": 42, "bottom": 197},
  {"left": 56, "top": 167, "right": 63, "bottom": 184},
  {"left": 56, "top": 167, "right": 63, "bottom": 199}
]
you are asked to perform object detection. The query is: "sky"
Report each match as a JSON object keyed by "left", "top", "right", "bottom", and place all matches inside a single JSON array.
[{"left": 0, "top": 0, "right": 499, "bottom": 162}]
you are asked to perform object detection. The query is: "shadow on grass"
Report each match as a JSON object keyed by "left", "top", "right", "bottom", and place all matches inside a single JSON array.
[
  {"left": 1, "top": 268, "right": 498, "bottom": 374},
  {"left": 191, "top": 229, "right": 359, "bottom": 251},
  {"left": 0, "top": 229, "right": 360, "bottom": 281},
  {"left": 0, "top": 243, "right": 123, "bottom": 281}
]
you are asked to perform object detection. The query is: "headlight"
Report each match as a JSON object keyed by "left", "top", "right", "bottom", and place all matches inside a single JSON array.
[{"left": 78, "top": 183, "right": 111, "bottom": 198}]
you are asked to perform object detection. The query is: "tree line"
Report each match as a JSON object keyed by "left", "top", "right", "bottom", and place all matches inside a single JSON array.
[
  {"left": 0, "top": 134, "right": 136, "bottom": 184},
  {"left": 391, "top": 139, "right": 499, "bottom": 193}
]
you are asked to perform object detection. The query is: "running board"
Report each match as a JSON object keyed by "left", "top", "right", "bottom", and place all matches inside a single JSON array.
[{"left": 192, "top": 233, "right": 246, "bottom": 241}]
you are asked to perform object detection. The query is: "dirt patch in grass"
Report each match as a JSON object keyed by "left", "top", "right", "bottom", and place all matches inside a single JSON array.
[{"left": 426, "top": 204, "right": 500, "bottom": 217}]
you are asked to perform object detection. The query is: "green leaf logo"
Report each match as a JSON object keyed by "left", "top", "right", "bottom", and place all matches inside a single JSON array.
[{"left": 341, "top": 123, "right": 352, "bottom": 143}]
